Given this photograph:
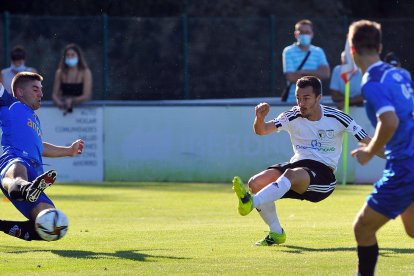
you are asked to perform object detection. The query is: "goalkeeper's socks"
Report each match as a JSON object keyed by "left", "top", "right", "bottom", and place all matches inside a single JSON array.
[
  {"left": 357, "top": 243, "right": 378, "bottom": 276},
  {"left": 0, "top": 219, "right": 42, "bottom": 241}
]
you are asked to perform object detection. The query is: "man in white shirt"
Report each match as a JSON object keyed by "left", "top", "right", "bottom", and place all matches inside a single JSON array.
[{"left": 232, "top": 76, "right": 381, "bottom": 246}]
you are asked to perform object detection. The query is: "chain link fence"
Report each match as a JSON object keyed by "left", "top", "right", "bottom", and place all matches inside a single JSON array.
[{"left": 1, "top": 13, "right": 413, "bottom": 100}]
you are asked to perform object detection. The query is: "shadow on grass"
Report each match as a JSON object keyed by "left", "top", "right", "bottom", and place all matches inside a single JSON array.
[
  {"left": 281, "top": 245, "right": 414, "bottom": 256},
  {"left": 3, "top": 247, "right": 189, "bottom": 262}
]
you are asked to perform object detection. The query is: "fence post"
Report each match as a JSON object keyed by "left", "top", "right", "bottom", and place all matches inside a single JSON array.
[
  {"left": 270, "top": 15, "right": 276, "bottom": 97},
  {"left": 182, "top": 14, "right": 189, "bottom": 99},
  {"left": 3, "top": 12, "right": 10, "bottom": 68},
  {"left": 102, "top": 13, "right": 109, "bottom": 100}
]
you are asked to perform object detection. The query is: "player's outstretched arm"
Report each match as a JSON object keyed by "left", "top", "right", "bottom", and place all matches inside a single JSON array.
[
  {"left": 352, "top": 111, "right": 398, "bottom": 164},
  {"left": 254, "top": 102, "right": 277, "bottom": 136},
  {"left": 42, "top": 139, "right": 84, "bottom": 158},
  {"left": 357, "top": 136, "right": 386, "bottom": 159}
]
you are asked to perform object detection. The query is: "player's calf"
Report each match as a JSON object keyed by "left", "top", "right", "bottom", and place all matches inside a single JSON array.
[{"left": 0, "top": 219, "right": 43, "bottom": 241}]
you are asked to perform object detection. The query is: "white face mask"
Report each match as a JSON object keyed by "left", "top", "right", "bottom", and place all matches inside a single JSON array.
[{"left": 65, "top": 57, "right": 78, "bottom": 67}]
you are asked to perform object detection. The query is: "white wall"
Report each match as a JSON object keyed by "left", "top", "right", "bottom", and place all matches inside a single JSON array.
[
  {"left": 38, "top": 107, "right": 104, "bottom": 182},
  {"left": 101, "top": 105, "right": 385, "bottom": 183},
  {"left": 25, "top": 103, "right": 386, "bottom": 183}
]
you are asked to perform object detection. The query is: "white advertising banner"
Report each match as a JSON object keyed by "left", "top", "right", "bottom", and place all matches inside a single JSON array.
[
  {"left": 103, "top": 105, "right": 385, "bottom": 183},
  {"left": 37, "top": 107, "right": 104, "bottom": 182}
]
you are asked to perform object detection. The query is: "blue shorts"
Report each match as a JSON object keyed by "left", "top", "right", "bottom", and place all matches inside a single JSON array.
[
  {"left": 367, "top": 157, "right": 414, "bottom": 219},
  {"left": 0, "top": 154, "right": 54, "bottom": 219}
]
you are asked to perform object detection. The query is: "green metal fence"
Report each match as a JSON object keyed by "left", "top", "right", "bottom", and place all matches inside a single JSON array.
[{"left": 1, "top": 13, "right": 413, "bottom": 100}]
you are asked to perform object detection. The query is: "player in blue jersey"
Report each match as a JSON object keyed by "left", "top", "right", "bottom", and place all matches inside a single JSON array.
[
  {"left": 348, "top": 20, "right": 414, "bottom": 276},
  {"left": 0, "top": 72, "right": 84, "bottom": 241}
]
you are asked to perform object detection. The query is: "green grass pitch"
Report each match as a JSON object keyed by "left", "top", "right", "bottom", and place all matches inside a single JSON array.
[{"left": 0, "top": 182, "right": 412, "bottom": 275}]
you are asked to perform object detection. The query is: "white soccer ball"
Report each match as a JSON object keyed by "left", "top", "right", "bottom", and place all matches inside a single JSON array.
[{"left": 35, "top": 208, "right": 69, "bottom": 241}]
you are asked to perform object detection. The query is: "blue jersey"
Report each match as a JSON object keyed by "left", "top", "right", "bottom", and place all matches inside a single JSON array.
[
  {"left": 361, "top": 61, "right": 414, "bottom": 160},
  {"left": 0, "top": 85, "right": 44, "bottom": 164}
]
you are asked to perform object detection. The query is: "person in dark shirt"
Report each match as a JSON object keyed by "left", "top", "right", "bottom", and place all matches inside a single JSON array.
[{"left": 52, "top": 43, "right": 92, "bottom": 115}]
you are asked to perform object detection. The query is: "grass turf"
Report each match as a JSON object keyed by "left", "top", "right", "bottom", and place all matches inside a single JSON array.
[{"left": 0, "top": 182, "right": 412, "bottom": 275}]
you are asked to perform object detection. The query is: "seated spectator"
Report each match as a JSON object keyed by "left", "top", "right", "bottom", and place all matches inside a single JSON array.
[
  {"left": 384, "top": 51, "right": 412, "bottom": 80},
  {"left": 329, "top": 51, "right": 363, "bottom": 109},
  {"left": 52, "top": 43, "right": 92, "bottom": 114},
  {"left": 0, "top": 45, "right": 37, "bottom": 94}
]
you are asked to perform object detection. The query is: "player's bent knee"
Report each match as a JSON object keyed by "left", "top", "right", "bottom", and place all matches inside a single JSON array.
[
  {"left": 248, "top": 177, "right": 260, "bottom": 193},
  {"left": 282, "top": 168, "right": 295, "bottom": 178},
  {"left": 353, "top": 217, "right": 368, "bottom": 237},
  {"left": 405, "top": 227, "right": 414, "bottom": 238}
]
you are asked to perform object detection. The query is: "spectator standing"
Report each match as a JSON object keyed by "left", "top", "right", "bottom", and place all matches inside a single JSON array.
[
  {"left": 0, "top": 45, "right": 37, "bottom": 94},
  {"left": 329, "top": 51, "right": 363, "bottom": 109},
  {"left": 384, "top": 51, "right": 412, "bottom": 80},
  {"left": 52, "top": 43, "right": 92, "bottom": 115},
  {"left": 282, "top": 19, "right": 330, "bottom": 103}
]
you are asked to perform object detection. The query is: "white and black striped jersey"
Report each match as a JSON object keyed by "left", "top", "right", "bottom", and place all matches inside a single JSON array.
[{"left": 271, "top": 105, "right": 368, "bottom": 171}]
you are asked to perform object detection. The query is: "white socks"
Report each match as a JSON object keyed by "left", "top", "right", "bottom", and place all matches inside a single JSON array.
[
  {"left": 256, "top": 202, "right": 283, "bottom": 234},
  {"left": 252, "top": 176, "right": 292, "bottom": 208}
]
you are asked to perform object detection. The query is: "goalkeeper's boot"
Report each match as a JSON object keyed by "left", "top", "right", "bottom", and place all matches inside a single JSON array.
[
  {"left": 255, "top": 229, "right": 286, "bottom": 246},
  {"left": 232, "top": 176, "right": 253, "bottom": 216},
  {"left": 21, "top": 170, "right": 57, "bottom": 203}
]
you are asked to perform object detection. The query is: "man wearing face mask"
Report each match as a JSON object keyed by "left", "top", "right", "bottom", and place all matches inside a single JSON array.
[
  {"left": 52, "top": 43, "right": 92, "bottom": 115},
  {"left": 0, "top": 46, "right": 38, "bottom": 95},
  {"left": 282, "top": 19, "right": 330, "bottom": 103}
]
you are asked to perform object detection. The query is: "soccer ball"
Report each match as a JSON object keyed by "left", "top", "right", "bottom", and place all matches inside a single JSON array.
[{"left": 35, "top": 208, "right": 69, "bottom": 241}]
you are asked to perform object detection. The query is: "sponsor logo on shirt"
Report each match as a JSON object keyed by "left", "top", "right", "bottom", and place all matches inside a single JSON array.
[
  {"left": 27, "top": 118, "right": 42, "bottom": 137},
  {"left": 295, "top": 139, "right": 335, "bottom": 152}
]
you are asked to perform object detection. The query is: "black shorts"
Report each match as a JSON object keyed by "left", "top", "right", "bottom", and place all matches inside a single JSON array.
[{"left": 267, "top": 159, "right": 336, "bottom": 203}]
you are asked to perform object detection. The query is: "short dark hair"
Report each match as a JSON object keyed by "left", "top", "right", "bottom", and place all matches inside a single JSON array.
[
  {"left": 296, "top": 76, "right": 322, "bottom": 97},
  {"left": 348, "top": 20, "right": 381, "bottom": 55},
  {"left": 11, "top": 72, "right": 43, "bottom": 96},
  {"left": 11, "top": 45, "right": 26, "bottom": 61}
]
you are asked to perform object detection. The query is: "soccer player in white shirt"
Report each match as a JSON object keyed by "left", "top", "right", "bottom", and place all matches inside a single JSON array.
[{"left": 232, "top": 76, "right": 380, "bottom": 246}]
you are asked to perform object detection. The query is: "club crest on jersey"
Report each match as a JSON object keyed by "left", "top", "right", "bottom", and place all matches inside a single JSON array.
[
  {"left": 318, "top": 129, "right": 334, "bottom": 139},
  {"left": 318, "top": 130, "right": 326, "bottom": 139},
  {"left": 326, "top": 130, "right": 334, "bottom": 138}
]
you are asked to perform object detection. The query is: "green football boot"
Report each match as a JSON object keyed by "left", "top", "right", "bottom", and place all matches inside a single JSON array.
[
  {"left": 232, "top": 176, "right": 253, "bottom": 216},
  {"left": 255, "top": 229, "right": 287, "bottom": 246}
]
